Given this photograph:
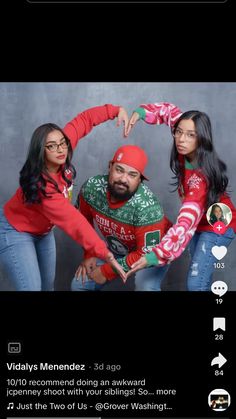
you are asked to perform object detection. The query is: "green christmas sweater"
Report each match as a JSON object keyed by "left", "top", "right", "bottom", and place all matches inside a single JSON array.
[{"left": 77, "top": 175, "right": 172, "bottom": 280}]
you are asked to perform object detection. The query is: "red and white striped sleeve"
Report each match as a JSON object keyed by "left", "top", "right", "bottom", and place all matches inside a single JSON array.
[
  {"left": 136, "top": 102, "right": 182, "bottom": 128},
  {"left": 148, "top": 201, "right": 204, "bottom": 266}
]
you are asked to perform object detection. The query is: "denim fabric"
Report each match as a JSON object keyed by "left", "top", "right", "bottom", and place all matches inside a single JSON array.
[
  {"left": 187, "top": 228, "right": 235, "bottom": 291},
  {"left": 134, "top": 265, "right": 169, "bottom": 291},
  {"left": 71, "top": 260, "right": 169, "bottom": 291},
  {"left": 0, "top": 208, "right": 56, "bottom": 291}
]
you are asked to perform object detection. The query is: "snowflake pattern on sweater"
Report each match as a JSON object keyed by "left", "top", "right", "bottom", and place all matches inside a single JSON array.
[
  {"left": 187, "top": 173, "right": 203, "bottom": 190},
  {"left": 78, "top": 174, "right": 172, "bottom": 279},
  {"left": 81, "top": 175, "right": 164, "bottom": 226}
]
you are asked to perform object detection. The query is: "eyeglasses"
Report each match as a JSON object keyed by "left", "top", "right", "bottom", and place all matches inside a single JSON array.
[
  {"left": 45, "top": 139, "right": 69, "bottom": 153},
  {"left": 172, "top": 128, "right": 198, "bottom": 141}
]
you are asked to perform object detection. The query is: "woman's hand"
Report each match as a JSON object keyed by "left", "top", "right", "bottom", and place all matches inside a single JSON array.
[
  {"left": 126, "top": 256, "right": 147, "bottom": 279},
  {"left": 125, "top": 111, "right": 140, "bottom": 137},
  {"left": 105, "top": 252, "right": 127, "bottom": 283},
  {"left": 116, "top": 107, "right": 129, "bottom": 138}
]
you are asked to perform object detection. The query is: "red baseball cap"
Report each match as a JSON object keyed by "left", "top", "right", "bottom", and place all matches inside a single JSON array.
[{"left": 111, "top": 145, "right": 149, "bottom": 180}]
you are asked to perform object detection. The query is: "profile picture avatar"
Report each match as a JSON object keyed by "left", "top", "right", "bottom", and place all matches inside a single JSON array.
[{"left": 207, "top": 203, "right": 232, "bottom": 227}]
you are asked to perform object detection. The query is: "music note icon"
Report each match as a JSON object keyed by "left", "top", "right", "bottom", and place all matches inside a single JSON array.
[{"left": 7, "top": 402, "right": 14, "bottom": 409}]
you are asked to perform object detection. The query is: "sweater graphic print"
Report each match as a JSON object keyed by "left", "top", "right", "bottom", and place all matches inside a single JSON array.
[{"left": 78, "top": 175, "right": 172, "bottom": 279}]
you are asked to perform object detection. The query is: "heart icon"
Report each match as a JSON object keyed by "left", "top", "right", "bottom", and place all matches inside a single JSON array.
[{"left": 211, "top": 246, "right": 227, "bottom": 260}]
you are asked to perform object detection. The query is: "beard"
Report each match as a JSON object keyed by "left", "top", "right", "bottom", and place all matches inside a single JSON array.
[{"left": 107, "top": 181, "right": 138, "bottom": 201}]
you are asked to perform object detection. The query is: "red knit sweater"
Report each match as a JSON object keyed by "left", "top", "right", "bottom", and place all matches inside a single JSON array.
[
  {"left": 136, "top": 102, "right": 236, "bottom": 266},
  {"left": 4, "top": 104, "right": 120, "bottom": 260}
]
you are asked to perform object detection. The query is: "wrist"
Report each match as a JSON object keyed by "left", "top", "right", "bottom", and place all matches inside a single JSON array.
[
  {"left": 145, "top": 252, "right": 159, "bottom": 267},
  {"left": 134, "top": 107, "right": 146, "bottom": 120}
]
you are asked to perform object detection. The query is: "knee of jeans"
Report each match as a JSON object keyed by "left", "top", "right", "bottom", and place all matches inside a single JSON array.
[
  {"left": 134, "top": 275, "right": 146, "bottom": 291},
  {"left": 71, "top": 276, "right": 86, "bottom": 291},
  {"left": 134, "top": 273, "right": 161, "bottom": 291},
  {"left": 71, "top": 276, "right": 96, "bottom": 291}
]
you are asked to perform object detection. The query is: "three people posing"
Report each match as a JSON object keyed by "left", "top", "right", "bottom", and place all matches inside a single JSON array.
[{"left": 1, "top": 101, "right": 235, "bottom": 291}]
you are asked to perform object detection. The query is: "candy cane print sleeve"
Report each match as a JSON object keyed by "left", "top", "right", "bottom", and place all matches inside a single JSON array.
[{"left": 135, "top": 102, "right": 182, "bottom": 128}]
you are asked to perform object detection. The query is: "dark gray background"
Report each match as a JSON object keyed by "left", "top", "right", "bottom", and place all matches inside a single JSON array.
[{"left": 0, "top": 83, "right": 235, "bottom": 291}]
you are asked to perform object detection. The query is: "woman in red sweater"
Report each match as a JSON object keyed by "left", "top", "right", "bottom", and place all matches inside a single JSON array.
[
  {"left": 125, "top": 103, "right": 236, "bottom": 291},
  {"left": 0, "top": 105, "right": 128, "bottom": 290}
]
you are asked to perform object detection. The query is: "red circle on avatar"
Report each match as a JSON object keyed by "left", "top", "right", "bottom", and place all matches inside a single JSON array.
[{"left": 213, "top": 221, "right": 227, "bottom": 235}]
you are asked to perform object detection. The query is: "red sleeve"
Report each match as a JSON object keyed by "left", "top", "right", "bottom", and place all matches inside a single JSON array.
[
  {"left": 78, "top": 194, "right": 98, "bottom": 260},
  {"left": 37, "top": 192, "right": 109, "bottom": 261},
  {"left": 63, "top": 104, "right": 120, "bottom": 149},
  {"left": 100, "top": 218, "right": 172, "bottom": 280},
  {"left": 140, "top": 102, "right": 182, "bottom": 128}
]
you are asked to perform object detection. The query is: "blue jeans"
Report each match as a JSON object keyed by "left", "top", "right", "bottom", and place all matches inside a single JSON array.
[
  {"left": 0, "top": 208, "right": 56, "bottom": 291},
  {"left": 71, "top": 260, "right": 169, "bottom": 291},
  {"left": 187, "top": 228, "right": 235, "bottom": 291}
]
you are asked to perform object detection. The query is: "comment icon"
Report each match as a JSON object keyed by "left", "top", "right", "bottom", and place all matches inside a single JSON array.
[{"left": 211, "top": 281, "right": 228, "bottom": 297}]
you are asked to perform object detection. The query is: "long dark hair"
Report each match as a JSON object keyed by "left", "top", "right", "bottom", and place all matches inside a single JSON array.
[
  {"left": 20, "top": 123, "right": 76, "bottom": 203},
  {"left": 209, "top": 204, "right": 225, "bottom": 224},
  {"left": 170, "top": 111, "right": 229, "bottom": 207}
]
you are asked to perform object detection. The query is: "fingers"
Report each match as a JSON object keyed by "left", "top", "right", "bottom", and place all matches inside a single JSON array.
[
  {"left": 126, "top": 269, "right": 134, "bottom": 279},
  {"left": 75, "top": 265, "right": 88, "bottom": 285},
  {"left": 106, "top": 252, "right": 127, "bottom": 282},
  {"left": 81, "top": 266, "right": 87, "bottom": 284},
  {"left": 128, "top": 257, "right": 147, "bottom": 277},
  {"left": 127, "top": 269, "right": 134, "bottom": 278},
  {"left": 116, "top": 107, "right": 124, "bottom": 128},
  {"left": 123, "top": 117, "right": 129, "bottom": 138},
  {"left": 122, "top": 276, "right": 127, "bottom": 284},
  {"left": 130, "top": 261, "right": 140, "bottom": 269},
  {"left": 106, "top": 252, "right": 115, "bottom": 263},
  {"left": 75, "top": 266, "right": 82, "bottom": 279},
  {"left": 124, "top": 122, "right": 134, "bottom": 137},
  {"left": 126, "top": 262, "right": 142, "bottom": 278},
  {"left": 117, "top": 116, "right": 129, "bottom": 138},
  {"left": 106, "top": 253, "right": 127, "bottom": 282},
  {"left": 126, "top": 113, "right": 139, "bottom": 137},
  {"left": 117, "top": 107, "right": 130, "bottom": 137},
  {"left": 112, "top": 260, "right": 127, "bottom": 283},
  {"left": 116, "top": 109, "right": 140, "bottom": 137},
  {"left": 131, "top": 260, "right": 146, "bottom": 270}
]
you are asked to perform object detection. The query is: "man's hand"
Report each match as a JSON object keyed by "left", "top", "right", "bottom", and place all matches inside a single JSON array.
[
  {"left": 75, "top": 257, "right": 97, "bottom": 284},
  {"left": 126, "top": 256, "right": 147, "bottom": 279},
  {"left": 89, "top": 266, "right": 107, "bottom": 285},
  {"left": 116, "top": 107, "right": 129, "bottom": 138},
  {"left": 126, "top": 111, "right": 140, "bottom": 137}
]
